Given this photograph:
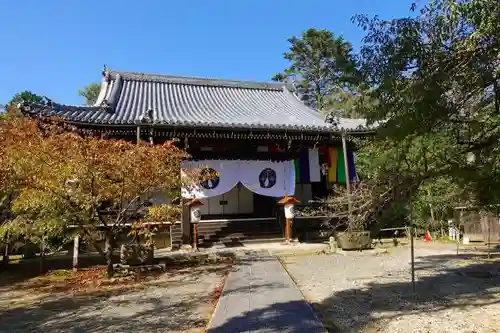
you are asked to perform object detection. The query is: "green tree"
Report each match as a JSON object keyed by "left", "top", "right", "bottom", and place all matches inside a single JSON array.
[
  {"left": 353, "top": 0, "right": 500, "bottom": 207},
  {"left": 273, "top": 28, "right": 359, "bottom": 111},
  {"left": 324, "top": 83, "right": 378, "bottom": 118},
  {"left": 7, "top": 91, "right": 46, "bottom": 109},
  {"left": 78, "top": 83, "right": 101, "bottom": 105},
  {"left": 412, "top": 176, "right": 466, "bottom": 234}
]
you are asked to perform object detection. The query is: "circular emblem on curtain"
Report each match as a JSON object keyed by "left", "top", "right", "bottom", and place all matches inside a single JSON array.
[
  {"left": 200, "top": 168, "right": 220, "bottom": 189},
  {"left": 259, "top": 168, "right": 277, "bottom": 188}
]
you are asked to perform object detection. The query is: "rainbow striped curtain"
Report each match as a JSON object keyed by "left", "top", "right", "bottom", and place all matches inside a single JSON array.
[
  {"left": 326, "top": 147, "right": 357, "bottom": 184},
  {"left": 293, "top": 149, "right": 321, "bottom": 183},
  {"left": 293, "top": 147, "right": 357, "bottom": 184}
]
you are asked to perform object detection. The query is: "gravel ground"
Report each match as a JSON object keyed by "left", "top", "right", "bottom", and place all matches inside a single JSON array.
[
  {"left": 281, "top": 243, "right": 500, "bottom": 333},
  {"left": 0, "top": 264, "right": 229, "bottom": 333}
]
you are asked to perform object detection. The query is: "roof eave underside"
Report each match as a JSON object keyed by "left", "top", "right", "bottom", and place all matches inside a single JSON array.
[{"left": 59, "top": 118, "right": 376, "bottom": 135}]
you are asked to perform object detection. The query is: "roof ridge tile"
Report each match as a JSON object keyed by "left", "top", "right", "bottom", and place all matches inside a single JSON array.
[{"left": 107, "top": 70, "right": 285, "bottom": 91}]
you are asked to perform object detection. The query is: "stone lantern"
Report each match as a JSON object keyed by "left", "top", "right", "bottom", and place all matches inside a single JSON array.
[
  {"left": 278, "top": 194, "right": 300, "bottom": 244},
  {"left": 185, "top": 198, "right": 204, "bottom": 251}
]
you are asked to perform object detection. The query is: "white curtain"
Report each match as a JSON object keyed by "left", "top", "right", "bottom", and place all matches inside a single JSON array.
[
  {"left": 182, "top": 160, "right": 295, "bottom": 199},
  {"left": 239, "top": 160, "right": 295, "bottom": 197},
  {"left": 308, "top": 148, "right": 321, "bottom": 182},
  {"left": 181, "top": 160, "right": 240, "bottom": 199}
]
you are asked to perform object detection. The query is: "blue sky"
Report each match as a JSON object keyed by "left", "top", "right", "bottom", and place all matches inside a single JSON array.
[{"left": 0, "top": 0, "right": 416, "bottom": 105}]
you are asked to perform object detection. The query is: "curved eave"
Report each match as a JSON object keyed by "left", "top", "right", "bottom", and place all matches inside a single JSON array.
[
  {"left": 42, "top": 116, "right": 375, "bottom": 135},
  {"left": 21, "top": 105, "right": 376, "bottom": 136}
]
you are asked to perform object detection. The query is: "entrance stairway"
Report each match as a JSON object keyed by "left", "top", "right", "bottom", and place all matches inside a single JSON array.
[{"left": 196, "top": 218, "right": 283, "bottom": 248}]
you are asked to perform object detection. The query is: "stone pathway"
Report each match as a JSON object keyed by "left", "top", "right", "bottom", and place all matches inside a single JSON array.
[{"left": 206, "top": 256, "right": 326, "bottom": 333}]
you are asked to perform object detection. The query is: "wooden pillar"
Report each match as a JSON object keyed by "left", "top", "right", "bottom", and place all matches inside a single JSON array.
[
  {"left": 285, "top": 218, "right": 292, "bottom": 242},
  {"left": 136, "top": 126, "right": 141, "bottom": 143},
  {"left": 341, "top": 133, "right": 352, "bottom": 218},
  {"left": 192, "top": 223, "right": 198, "bottom": 251},
  {"left": 73, "top": 235, "right": 79, "bottom": 272},
  {"left": 181, "top": 204, "right": 191, "bottom": 245},
  {"left": 149, "top": 128, "right": 154, "bottom": 145}
]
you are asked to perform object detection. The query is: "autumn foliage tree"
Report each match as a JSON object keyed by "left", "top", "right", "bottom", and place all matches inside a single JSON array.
[
  {"left": 0, "top": 113, "right": 37, "bottom": 264},
  {"left": 0, "top": 113, "right": 189, "bottom": 276}
]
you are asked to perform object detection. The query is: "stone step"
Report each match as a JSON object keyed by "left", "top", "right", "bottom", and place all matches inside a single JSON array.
[
  {"left": 198, "top": 230, "right": 282, "bottom": 236},
  {"left": 197, "top": 222, "right": 281, "bottom": 233},
  {"left": 198, "top": 235, "right": 284, "bottom": 247}
]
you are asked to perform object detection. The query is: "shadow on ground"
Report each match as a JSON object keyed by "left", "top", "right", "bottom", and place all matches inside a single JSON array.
[
  {"left": 208, "top": 253, "right": 500, "bottom": 333},
  {"left": 313, "top": 254, "right": 500, "bottom": 332},
  {"left": 0, "top": 255, "right": 118, "bottom": 287},
  {"left": 3, "top": 253, "right": 500, "bottom": 333},
  {"left": 0, "top": 264, "right": 229, "bottom": 333}
]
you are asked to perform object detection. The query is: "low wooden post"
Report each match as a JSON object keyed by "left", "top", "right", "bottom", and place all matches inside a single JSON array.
[
  {"left": 73, "top": 235, "right": 79, "bottom": 272},
  {"left": 192, "top": 223, "right": 198, "bottom": 251},
  {"left": 285, "top": 219, "right": 291, "bottom": 242},
  {"left": 279, "top": 195, "right": 300, "bottom": 244},
  {"left": 40, "top": 235, "right": 46, "bottom": 274},
  {"left": 105, "top": 231, "right": 113, "bottom": 277},
  {"left": 410, "top": 226, "right": 415, "bottom": 293}
]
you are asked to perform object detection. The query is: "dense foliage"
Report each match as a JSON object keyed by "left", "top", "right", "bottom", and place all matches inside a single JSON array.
[
  {"left": 6, "top": 91, "right": 47, "bottom": 112},
  {"left": 78, "top": 83, "right": 101, "bottom": 105},
  {"left": 355, "top": 0, "right": 498, "bottom": 229},
  {"left": 0, "top": 113, "right": 189, "bottom": 275},
  {"left": 355, "top": 0, "right": 498, "bottom": 213},
  {"left": 278, "top": 0, "right": 499, "bottom": 231},
  {"left": 273, "top": 28, "right": 359, "bottom": 111}
]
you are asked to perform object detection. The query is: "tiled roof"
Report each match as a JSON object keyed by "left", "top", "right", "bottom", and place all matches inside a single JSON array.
[{"left": 24, "top": 69, "right": 373, "bottom": 133}]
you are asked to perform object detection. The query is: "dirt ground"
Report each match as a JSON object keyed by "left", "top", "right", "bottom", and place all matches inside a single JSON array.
[
  {"left": 281, "top": 242, "right": 500, "bottom": 333},
  {"left": 0, "top": 264, "right": 230, "bottom": 333}
]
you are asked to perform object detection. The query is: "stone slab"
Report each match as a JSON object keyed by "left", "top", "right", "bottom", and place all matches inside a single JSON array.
[{"left": 207, "top": 256, "right": 326, "bottom": 333}]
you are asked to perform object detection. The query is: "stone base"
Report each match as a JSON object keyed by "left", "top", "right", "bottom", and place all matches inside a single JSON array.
[
  {"left": 180, "top": 244, "right": 194, "bottom": 252},
  {"left": 120, "top": 244, "right": 154, "bottom": 266},
  {"left": 113, "top": 263, "right": 166, "bottom": 277},
  {"left": 281, "top": 239, "right": 299, "bottom": 246},
  {"left": 158, "top": 251, "right": 235, "bottom": 266}
]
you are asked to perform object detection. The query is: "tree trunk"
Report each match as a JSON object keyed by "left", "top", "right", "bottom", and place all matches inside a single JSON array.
[
  {"left": 39, "top": 237, "right": 45, "bottom": 274},
  {"left": 2, "top": 232, "right": 9, "bottom": 266},
  {"left": 73, "top": 235, "right": 79, "bottom": 272},
  {"left": 105, "top": 231, "right": 114, "bottom": 278}
]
